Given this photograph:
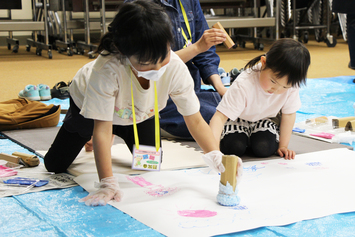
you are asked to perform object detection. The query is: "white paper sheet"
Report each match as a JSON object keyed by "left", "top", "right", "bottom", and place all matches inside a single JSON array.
[
  {"left": 75, "top": 148, "right": 355, "bottom": 236},
  {"left": 38, "top": 139, "right": 205, "bottom": 176}
]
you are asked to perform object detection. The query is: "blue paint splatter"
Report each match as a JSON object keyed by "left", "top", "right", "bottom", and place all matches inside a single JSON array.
[
  {"left": 243, "top": 165, "right": 265, "bottom": 172},
  {"left": 232, "top": 205, "right": 248, "bottom": 210},
  {"left": 306, "top": 162, "right": 322, "bottom": 167}
]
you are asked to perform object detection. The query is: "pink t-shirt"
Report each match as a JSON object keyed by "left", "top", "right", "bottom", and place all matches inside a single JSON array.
[{"left": 217, "top": 64, "right": 301, "bottom": 122}]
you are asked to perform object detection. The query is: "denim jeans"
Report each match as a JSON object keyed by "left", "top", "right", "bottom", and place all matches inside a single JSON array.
[
  {"left": 160, "top": 90, "right": 221, "bottom": 139},
  {"left": 158, "top": 0, "right": 222, "bottom": 138}
]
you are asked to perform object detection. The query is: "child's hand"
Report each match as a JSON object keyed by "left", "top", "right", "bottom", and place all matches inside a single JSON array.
[
  {"left": 195, "top": 29, "right": 226, "bottom": 53},
  {"left": 277, "top": 147, "right": 295, "bottom": 160},
  {"left": 79, "top": 176, "right": 123, "bottom": 206},
  {"left": 202, "top": 150, "right": 225, "bottom": 173},
  {"left": 236, "top": 157, "right": 243, "bottom": 186}
]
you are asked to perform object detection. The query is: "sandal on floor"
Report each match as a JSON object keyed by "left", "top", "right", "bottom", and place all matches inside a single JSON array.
[{"left": 51, "top": 81, "right": 70, "bottom": 99}]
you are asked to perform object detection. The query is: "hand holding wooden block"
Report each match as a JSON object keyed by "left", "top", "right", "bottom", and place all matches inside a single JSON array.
[{"left": 212, "top": 22, "right": 235, "bottom": 49}]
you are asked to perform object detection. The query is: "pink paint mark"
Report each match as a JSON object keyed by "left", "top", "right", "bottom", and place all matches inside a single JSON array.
[
  {"left": 145, "top": 187, "right": 179, "bottom": 197},
  {"left": 127, "top": 176, "right": 153, "bottom": 187},
  {"left": 0, "top": 165, "right": 18, "bottom": 177},
  {"left": 127, "top": 176, "right": 179, "bottom": 197},
  {"left": 178, "top": 210, "right": 217, "bottom": 218},
  {"left": 278, "top": 163, "right": 288, "bottom": 165},
  {"left": 261, "top": 162, "right": 268, "bottom": 165}
]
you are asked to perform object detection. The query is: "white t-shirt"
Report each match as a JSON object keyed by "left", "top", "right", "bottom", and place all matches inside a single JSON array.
[
  {"left": 69, "top": 50, "right": 200, "bottom": 125},
  {"left": 217, "top": 64, "right": 301, "bottom": 122}
]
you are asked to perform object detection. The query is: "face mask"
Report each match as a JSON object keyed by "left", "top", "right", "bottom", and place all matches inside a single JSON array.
[{"left": 128, "top": 58, "right": 170, "bottom": 81}]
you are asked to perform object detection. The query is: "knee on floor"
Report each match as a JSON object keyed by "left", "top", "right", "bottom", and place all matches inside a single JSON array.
[{"left": 220, "top": 138, "right": 247, "bottom": 157}]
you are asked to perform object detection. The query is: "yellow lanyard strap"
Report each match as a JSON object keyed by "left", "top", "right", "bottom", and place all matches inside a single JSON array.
[
  {"left": 154, "top": 81, "right": 160, "bottom": 151},
  {"left": 179, "top": 0, "right": 192, "bottom": 47},
  {"left": 130, "top": 70, "right": 160, "bottom": 152}
]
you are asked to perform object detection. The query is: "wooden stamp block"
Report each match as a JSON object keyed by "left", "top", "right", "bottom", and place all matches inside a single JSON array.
[
  {"left": 332, "top": 116, "right": 355, "bottom": 128},
  {"left": 212, "top": 22, "right": 235, "bottom": 49},
  {"left": 220, "top": 155, "right": 239, "bottom": 191},
  {"left": 0, "top": 153, "right": 20, "bottom": 164},
  {"left": 12, "top": 152, "right": 40, "bottom": 167}
]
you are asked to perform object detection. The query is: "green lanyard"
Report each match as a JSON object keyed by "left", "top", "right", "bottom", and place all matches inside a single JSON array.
[
  {"left": 130, "top": 70, "right": 160, "bottom": 152},
  {"left": 178, "top": 0, "right": 192, "bottom": 48}
]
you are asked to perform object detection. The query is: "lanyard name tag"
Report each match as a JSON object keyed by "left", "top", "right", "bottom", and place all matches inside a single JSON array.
[
  {"left": 130, "top": 68, "right": 161, "bottom": 171},
  {"left": 179, "top": 0, "right": 192, "bottom": 49},
  {"left": 132, "top": 144, "right": 162, "bottom": 171}
]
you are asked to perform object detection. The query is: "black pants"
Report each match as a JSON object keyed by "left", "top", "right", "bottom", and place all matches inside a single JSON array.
[
  {"left": 220, "top": 130, "right": 279, "bottom": 158},
  {"left": 220, "top": 118, "right": 279, "bottom": 157},
  {"left": 44, "top": 98, "right": 160, "bottom": 173}
]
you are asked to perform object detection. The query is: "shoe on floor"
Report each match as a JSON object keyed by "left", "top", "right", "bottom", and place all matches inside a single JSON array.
[
  {"left": 349, "top": 62, "right": 355, "bottom": 70},
  {"left": 18, "top": 85, "right": 40, "bottom": 101},
  {"left": 38, "top": 84, "right": 52, "bottom": 101},
  {"left": 218, "top": 67, "right": 227, "bottom": 78},
  {"left": 230, "top": 68, "right": 245, "bottom": 84},
  {"left": 218, "top": 67, "right": 231, "bottom": 86},
  {"left": 229, "top": 68, "right": 240, "bottom": 83},
  {"left": 51, "top": 81, "right": 70, "bottom": 99}
]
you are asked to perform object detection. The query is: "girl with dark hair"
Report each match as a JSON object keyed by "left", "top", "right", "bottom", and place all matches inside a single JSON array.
[
  {"left": 210, "top": 38, "right": 311, "bottom": 160},
  {"left": 44, "top": 0, "right": 223, "bottom": 206}
]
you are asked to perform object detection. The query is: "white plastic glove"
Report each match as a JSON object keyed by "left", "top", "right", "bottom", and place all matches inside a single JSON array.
[
  {"left": 202, "top": 150, "right": 225, "bottom": 173},
  {"left": 79, "top": 176, "right": 123, "bottom": 206}
]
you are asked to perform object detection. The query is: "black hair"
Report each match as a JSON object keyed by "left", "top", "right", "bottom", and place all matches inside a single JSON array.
[
  {"left": 96, "top": 0, "right": 173, "bottom": 64},
  {"left": 244, "top": 38, "right": 311, "bottom": 87}
]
